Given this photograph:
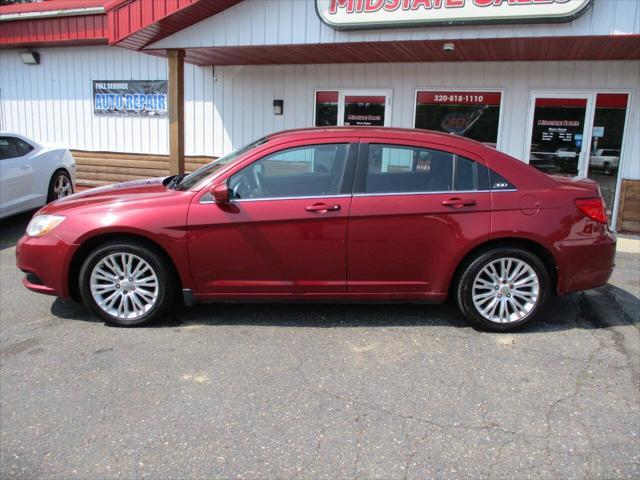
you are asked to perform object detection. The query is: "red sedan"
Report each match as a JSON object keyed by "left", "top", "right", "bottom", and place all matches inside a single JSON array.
[{"left": 16, "top": 127, "right": 615, "bottom": 331}]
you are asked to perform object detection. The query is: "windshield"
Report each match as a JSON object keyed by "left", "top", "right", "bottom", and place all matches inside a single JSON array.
[{"left": 176, "top": 136, "right": 268, "bottom": 190}]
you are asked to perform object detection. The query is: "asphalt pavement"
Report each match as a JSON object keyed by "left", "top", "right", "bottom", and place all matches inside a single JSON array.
[{"left": 1, "top": 211, "right": 639, "bottom": 479}]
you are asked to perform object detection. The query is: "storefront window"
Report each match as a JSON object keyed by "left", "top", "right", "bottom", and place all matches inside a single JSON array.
[
  {"left": 315, "top": 91, "right": 338, "bottom": 126},
  {"left": 414, "top": 91, "right": 502, "bottom": 146}
]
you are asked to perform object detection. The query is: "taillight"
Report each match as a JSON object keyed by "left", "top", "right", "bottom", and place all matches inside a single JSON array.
[{"left": 575, "top": 197, "right": 607, "bottom": 224}]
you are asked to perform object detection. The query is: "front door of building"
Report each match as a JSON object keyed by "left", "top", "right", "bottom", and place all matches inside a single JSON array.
[
  {"left": 525, "top": 92, "right": 631, "bottom": 225},
  {"left": 339, "top": 90, "right": 391, "bottom": 127}
]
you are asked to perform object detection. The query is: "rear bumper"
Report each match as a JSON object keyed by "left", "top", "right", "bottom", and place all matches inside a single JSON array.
[
  {"left": 556, "top": 231, "right": 616, "bottom": 295},
  {"left": 16, "top": 233, "right": 77, "bottom": 298}
]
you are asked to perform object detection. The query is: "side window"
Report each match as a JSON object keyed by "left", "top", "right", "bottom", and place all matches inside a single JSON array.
[
  {"left": 0, "top": 137, "right": 22, "bottom": 160},
  {"left": 365, "top": 144, "right": 454, "bottom": 194},
  {"left": 229, "top": 144, "right": 349, "bottom": 200},
  {"left": 14, "top": 139, "right": 34, "bottom": 156},
  {"left": 476, "top": 163, "right": 516, "bottom": 191}
]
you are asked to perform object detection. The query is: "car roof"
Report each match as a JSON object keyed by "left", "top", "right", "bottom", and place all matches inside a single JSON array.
[{"left": 267, "top": 126, "right": 487, "bottom": 149}]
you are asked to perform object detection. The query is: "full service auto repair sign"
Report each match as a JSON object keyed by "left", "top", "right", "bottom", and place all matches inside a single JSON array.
[
  {"left": 316, "top": 0, "right": 592, "bottom": 29},
  {"left": 93, "top": 81, "right": 167, "bottom": 117}
]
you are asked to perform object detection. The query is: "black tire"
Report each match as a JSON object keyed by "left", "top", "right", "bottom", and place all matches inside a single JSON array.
[
  {"left": 456, "top": 248, "right": 549, "bottom": 332},
  {"left": 79, "top": 241, "right": 175, "bottom": 326},
  {"left": 47, "top": 170, "right": 73, "bottom": 203}
]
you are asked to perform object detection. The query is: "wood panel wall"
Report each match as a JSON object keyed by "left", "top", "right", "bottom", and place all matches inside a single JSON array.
[
  {"left": 617, "top": 179, "right": 640, "bottom": 234},
  {"left": 71, "top": 150, "right": 212, "bottom": 187}
]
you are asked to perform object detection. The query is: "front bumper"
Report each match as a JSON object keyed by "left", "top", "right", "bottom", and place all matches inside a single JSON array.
[{"left": 16, "top": 233, "right": 78, "bottom": 298}]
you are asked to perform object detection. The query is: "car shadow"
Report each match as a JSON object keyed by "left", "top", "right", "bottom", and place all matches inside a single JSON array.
[
  {"left": 0, "top": 210, "right": 37, "bottom": 251},
  {"left": 50, "top": 283, "right": 639, "bottom": 333}
]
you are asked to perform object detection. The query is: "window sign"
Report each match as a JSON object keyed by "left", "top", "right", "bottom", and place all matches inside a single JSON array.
[
  {"left": 414, "top": 91, "right": 502, "bottom": 146},
  {"left": 93, "top": 80, "right": 168, "bottom": 117},
  {"left": 344, "top": 95, "right": 386, "bottom": 126}
]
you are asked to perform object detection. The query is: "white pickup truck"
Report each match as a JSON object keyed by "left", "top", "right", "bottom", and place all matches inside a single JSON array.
[{"left": 589, "top": 149, "right": 620, "bottom": 175}]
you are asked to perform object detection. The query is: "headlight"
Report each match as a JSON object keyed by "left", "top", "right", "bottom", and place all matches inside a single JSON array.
[{"left": 26, "top": 215, "right": 65, "bottom": 237}]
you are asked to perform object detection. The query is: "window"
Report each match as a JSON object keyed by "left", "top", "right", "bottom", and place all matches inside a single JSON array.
[
  {"left": 315, "top": 91, "right": 338, "bottom": 126},
  {"left": 229, "top": 144, "right": 349, "bottom": 200},
  {"left": 0, "top": 137, "right": 22, "bottom": 160},
  {"left": 414, "top": 91, "right": 502, "bottom": 147},
  {"left": 14, "top": 138, "right": 34, "bottom": 156},
  {"left": 363, "top": 144, "right": 514, "bottom": 195},
  {"left": 364, "top": 145, "right": 454, "bottom": 194}
]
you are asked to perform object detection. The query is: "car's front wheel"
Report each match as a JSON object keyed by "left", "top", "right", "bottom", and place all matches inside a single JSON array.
[
  {"left": 456, "top": 248, "right": 549, "bottom": 331},
  {"left": 79, "top": 241, "right": 175, "bottom": 326}
]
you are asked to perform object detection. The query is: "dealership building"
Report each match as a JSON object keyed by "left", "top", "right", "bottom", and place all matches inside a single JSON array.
[{"left": 1, "top": 0, "right": 639, "bottom": 232}]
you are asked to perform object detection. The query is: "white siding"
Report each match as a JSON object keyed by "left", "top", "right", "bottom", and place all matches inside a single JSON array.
[
  {"left": 1, "top": 47, "right": 638, "bottom": 182},
  {"left": 151, "top": 0, "right": 640, "bottom": 49},
  {"left": 210, "top": 60, "right": 640, "bottom": 181},
  {"left": 0, "top": 46, "right": 215, "bottom": 156}
]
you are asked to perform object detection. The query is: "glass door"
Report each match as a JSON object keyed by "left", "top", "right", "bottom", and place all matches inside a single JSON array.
[
  {"left": 586, "top": 93, "right": 630, "bottom": 220},
  {"left": 339, "top": 91, "right": 391, "bottom": 127},
  {"left": 526, "top": 93, "right": 595, "bottom": 177}
]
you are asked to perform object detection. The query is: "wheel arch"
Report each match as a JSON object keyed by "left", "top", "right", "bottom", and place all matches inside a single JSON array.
[
  {"left": 448, "top": 237, "right": 558, "bottom": 299},
  {"left": 67, "top": 232, "right": 183, "bottom": 301}
]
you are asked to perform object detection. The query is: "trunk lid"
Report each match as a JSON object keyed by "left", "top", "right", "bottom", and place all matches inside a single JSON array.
[{"left": 546, "top": 174, "right": 601, "bottom": 196}]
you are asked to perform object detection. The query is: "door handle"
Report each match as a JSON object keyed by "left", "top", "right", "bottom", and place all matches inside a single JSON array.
[
  {"left": 20, "top": 165, "right": 30, "bottom": 170},
  {"left": 305, "top": 203, "right": 341, "bottom": 213},
  {"left": 441, "top": 197, "right": 476, "bottom": 208}
]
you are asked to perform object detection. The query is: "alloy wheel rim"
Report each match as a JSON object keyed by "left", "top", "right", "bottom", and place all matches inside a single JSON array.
[
  {"left": 90, "top": 253, "right": 159, "bottom": 321},
  {"left": 471, "top": 257, "right": 540, "bottom": 324},
  {"left": 54, "top": 175, "right": 72, "bottom": 199}
]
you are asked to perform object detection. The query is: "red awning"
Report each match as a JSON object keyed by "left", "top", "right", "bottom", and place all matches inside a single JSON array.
[
  {"left": 596, "top": 93, "right": 629, "bottom": 108},
  {"left": 316, "top": 91, "right": 339, "bottom": 103}
]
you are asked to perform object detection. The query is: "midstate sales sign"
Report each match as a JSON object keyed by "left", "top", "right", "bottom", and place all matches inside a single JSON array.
[{"left": 316, "top": 0, "right": 592, "bottom": 29}]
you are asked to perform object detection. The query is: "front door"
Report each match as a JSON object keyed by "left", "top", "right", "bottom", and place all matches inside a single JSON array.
[
  {"left": 525, "top": 93, "right": 595, "bottom": 177},
  {"left": 339, "top": 90, "right": 391, "bottom": 127},
  {"left": 347, "top": 140, "right": 492, "bottom": 298},
  {"left": 187, "top": 141, "right": 356, "bottom": 296}
]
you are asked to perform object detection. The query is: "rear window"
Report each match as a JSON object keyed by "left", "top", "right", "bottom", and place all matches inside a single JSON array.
[{"left": 362, "top": 144, "right": 515, "bottom": 194}]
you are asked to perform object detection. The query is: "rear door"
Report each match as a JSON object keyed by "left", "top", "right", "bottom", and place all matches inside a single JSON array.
[
  {"left": 347, "top": 139, "right": 492, "bottom": 297},
  {"left": 187, "top": 139, "right": 358, "bottom": 295}
]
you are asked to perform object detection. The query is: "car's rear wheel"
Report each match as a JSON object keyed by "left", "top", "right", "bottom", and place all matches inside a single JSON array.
[
  {"left": 79, "top": 241, "right": 175, "bottom": 326},
  {"left": 456, "top": 248, "right": 549, "bottom": 331},
  {"left": 47, "top": 170, "right": 73, "bottom": 203}
]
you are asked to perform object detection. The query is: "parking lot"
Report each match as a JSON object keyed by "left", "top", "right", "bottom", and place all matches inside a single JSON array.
[{"left": 1, "top": 211, "right": 639, "bottom": 480}]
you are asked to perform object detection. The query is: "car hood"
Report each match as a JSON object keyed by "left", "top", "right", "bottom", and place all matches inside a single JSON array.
[{"left": 40, "top": 177, "right": 188, "bottom": 214}]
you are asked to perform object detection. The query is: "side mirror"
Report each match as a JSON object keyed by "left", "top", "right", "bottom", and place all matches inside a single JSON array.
[{"left": 211, "top": 183, "right": 230, "bottom": 204}]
